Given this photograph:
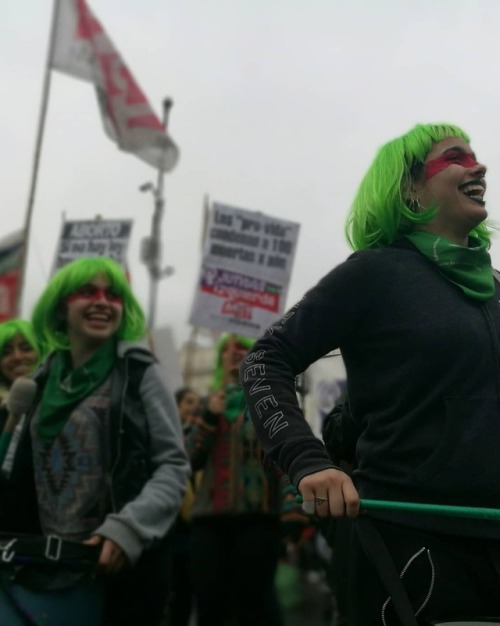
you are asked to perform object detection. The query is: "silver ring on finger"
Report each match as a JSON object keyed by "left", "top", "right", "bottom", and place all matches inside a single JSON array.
[{"left": 315, "top": 496, "right": 328, "bottom": 506}]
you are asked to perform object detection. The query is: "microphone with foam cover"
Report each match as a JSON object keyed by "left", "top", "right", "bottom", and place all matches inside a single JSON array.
[
  {"left": 4, "top": 377, "right": 38, "bottom": 434},
  {"left": 0, "top": 377, "right": 37, "bottom": 472}
]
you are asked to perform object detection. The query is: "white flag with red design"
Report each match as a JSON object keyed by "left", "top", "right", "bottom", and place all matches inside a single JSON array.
[{"left": 51, "top": 0, "right": 179, "bottom": 172}]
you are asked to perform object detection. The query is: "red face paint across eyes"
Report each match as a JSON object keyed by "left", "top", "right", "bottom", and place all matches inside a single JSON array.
[
  {"left": 425, "top": 151, "right": 479, "bottom": 179},
  {"left": 66, "top": 285, "right": 123, "bottom": 304}
]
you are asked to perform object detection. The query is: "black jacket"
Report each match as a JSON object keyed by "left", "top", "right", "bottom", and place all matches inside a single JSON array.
[{"left": 241, "top": 238, "right": 500, "bottom": 538}]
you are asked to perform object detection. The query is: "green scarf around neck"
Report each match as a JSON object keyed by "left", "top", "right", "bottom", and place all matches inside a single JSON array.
[
  {"left": 37, "top": 339, "right": 117, "bottom": 443},
  {"left": 404, "top": 231, "right": 494, "bottom": 301}
]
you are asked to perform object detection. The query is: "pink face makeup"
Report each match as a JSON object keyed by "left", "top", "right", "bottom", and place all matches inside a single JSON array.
[
  {"left": 425, "top": 150, "right": 479, "bottom": 179},
  {"left": 66, "top": 285, "right": 123, "bottom": 304}
]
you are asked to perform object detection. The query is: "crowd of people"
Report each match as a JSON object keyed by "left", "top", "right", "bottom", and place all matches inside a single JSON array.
[{"left": 2, "top": 120, "right": 500, "bottom": 626}]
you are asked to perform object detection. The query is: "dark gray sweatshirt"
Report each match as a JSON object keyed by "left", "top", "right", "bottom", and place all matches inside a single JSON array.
[{"left": 241, "top": 239, "right": 500, "bottom": 538}]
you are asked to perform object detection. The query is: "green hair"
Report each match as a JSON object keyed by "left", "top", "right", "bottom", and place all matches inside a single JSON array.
[
  {"left": 345, "top": 123, "right": 491, "bottom": 250},
  {"left": 212, "top": 333, "right": 255, "bottom": 391},
  {"left": 0, "top": 319, "right": 40, "bottom": 386},
  {"left": 32, "top": 257, "right": 146, "bottom": 352}
]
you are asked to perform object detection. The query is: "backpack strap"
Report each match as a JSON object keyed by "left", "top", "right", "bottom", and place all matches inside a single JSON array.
[{"left": 355, "top": 516, "right": 419, "bottom": 626}]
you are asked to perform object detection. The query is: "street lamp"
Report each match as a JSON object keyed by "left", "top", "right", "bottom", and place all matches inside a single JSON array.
[{"left": 139, "top": 98, "right": 175, "bottom": 329}]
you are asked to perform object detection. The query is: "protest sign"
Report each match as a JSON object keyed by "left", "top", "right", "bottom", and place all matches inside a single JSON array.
[
  {"left": 52, "top": 218, "right": 133, "bottom": 272},
  {"left": 189, "top": 202, "right": 300, "bottom": 337}
]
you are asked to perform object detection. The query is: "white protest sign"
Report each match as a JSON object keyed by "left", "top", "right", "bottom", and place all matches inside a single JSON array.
[
  {"left": 189, "top": 202, "right": 300, "bottom": 337},
  {"left": 52, "top": 219, "right": 133, "bottom": 272}
]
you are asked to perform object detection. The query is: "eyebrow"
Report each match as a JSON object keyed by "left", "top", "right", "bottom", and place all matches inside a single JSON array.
[{"left": 442, "top": 146, "right": 477, "bottom": 160}]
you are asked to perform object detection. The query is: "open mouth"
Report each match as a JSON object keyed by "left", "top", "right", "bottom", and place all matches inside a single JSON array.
[
  {"left": 85, "top": 314, "right": 112, "bottom": 326},
  {"left": 460, "top": 179, "right": 486, "bottom": 205}
]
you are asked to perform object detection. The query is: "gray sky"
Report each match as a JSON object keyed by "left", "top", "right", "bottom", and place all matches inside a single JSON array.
[{"left": 3, "top": 0, "right": 500, "bottom": 349}]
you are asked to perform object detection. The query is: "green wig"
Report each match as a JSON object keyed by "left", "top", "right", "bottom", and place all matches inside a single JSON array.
[
  {"left": 212, "top": 333, "right": 255, "bottom": 391},
  {"left": 345, "top": 123, "right": 492, "bottom": 250},
  {"left": 32, "top": 257, "right": 146, "bottom": 352}
]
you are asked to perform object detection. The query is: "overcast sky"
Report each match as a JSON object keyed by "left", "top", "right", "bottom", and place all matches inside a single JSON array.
[{"left": 3, "top": 0, "right": 500, "bottom": 349}]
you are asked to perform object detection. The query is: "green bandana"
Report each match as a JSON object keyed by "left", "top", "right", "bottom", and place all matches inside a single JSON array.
[
  {"left": 405, "top": 231, "right": 494, "bottom": 301},
  {"left": 37, "top": 339, "right": 117, "bottom": 443},
  {"left": 225, "top": 384, "right": 246, "bottom": 422}
]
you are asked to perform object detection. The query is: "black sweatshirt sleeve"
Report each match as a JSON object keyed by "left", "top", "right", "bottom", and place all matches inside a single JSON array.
[{"left": 240, "top": 252, "right": 374, "bottom": 487}]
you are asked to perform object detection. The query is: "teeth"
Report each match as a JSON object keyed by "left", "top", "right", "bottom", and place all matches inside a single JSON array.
[{"left": 461, "top": 183, "right": 484, "bottom": 198}]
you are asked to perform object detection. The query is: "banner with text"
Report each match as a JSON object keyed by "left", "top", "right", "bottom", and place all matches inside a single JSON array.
[
  {"left": 52, "top": 219, "right": 133, "bottom": 273},
  {"left": 0, "top": 230, "right": 24, "bottom": 322},
  {"left": 189, "top": 202, "right": 300, "bottom": 337}
]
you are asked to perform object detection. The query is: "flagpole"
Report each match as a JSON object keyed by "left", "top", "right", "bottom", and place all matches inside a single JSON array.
[{"left": 16, "top": 0, "right": 60, "bottom": 316}]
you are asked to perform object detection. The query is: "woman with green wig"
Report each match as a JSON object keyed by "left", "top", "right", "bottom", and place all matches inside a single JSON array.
[
  {"left": 0, "top": 257, "right": 189, "bottom": 626},
  {"left": 0, "top": 319, "right": 40, "bottom": 467},
  {"left": 241, "top": 124, "right": 500, "bottom": 623},
  {"left": 0, "top": 318, "right": 39, "bottom": 400},
  {"left": 185, "top": 333, "right": 307, "bottom": 626}
]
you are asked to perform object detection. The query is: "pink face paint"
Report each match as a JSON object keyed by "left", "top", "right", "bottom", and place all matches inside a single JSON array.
[
  {"left": 66, "top": 285, "right": 123, "bottom": 304},
  {"left": 425, "top": 150, "right": 478, "bottom": 179}
]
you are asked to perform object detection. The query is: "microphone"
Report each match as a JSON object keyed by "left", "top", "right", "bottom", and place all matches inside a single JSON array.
[
  {"left": 0, "top": 377, "right": 37, "bottom": 474},
  {"left": 4, "top": 377, "right": 37, "bottom": 434}
]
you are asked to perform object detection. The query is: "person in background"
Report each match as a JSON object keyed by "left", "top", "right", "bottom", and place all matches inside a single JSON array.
[
  {"left": 165, "top": 386, "right": 202, "bottom": 626},
  {"left": 186, "top": 333, "right": 306, "bottom": 626},
  {"left": 0, "top": 257, "right": 190, "bottom": 626},
  {"left": 0, "top": 319, "right": 40, "bottom": 464},
  {"left": 241, "top": 123, "right": 500, "bottom": 624},
  {"left": 0, "top": 319, "right": 39, "bottom": 408}
]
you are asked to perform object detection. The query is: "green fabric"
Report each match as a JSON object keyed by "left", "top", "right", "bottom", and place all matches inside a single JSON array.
[
  {"left": 37, "top": 340, "right": 116, "bottom": 443},
  {"left": 225, "top": 384, "right": 246, "bottom": 422},
  {"left": 405, "top": 231, "right": 494, "bottom": 301}
]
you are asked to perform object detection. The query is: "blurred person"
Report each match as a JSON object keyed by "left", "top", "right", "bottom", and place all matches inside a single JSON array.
[
  {"left": 241, "top": 124, "right": 500, "bottom": 624},
  {"left": 176, "top": 387, "right": 202, "bottom": 430},
  {"left": 0, "top": 318, "right": 39, "bottom": 406},
  {"left": 186, "top": 333, "right": 306, "bottom": 626},
  {"left": 165, "top": 386, "right": 202, "bottom": 626},
  {"left": 0, "top": 257, "right": 189, "bottom": 626},
  {"left": 0, "top": 319, "right": 40, "bottom": 464}
]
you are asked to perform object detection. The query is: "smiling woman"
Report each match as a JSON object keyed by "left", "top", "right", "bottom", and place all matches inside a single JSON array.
[
  {"left": 240, "top": 123, "right": 500, "bottom": 624},
  {"left": 0, "top": 320, "right": 39, "bottom": 396},
  {"left": 0, "top": 257, "right": 190, "bottom": 626}
]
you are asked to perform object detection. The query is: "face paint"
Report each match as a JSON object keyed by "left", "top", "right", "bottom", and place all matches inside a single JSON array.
[
  {"left": 66, "top": 284, "right": 123, "bottom": 304},
  {"left": 425, "top": 150, "right": 478, "bottom": 179}
]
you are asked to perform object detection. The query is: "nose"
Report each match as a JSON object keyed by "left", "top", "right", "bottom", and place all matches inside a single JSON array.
[
  {"left": 94, "top": 289, "right": 108, "bottom": 304},
  {"left": 10, "top": 348, "right": 25, "bottom": 362},
  {"left": 471, "top": 160, "right": 487, "bottom": 179}
]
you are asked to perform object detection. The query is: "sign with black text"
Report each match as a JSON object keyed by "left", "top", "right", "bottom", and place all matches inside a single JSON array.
[
  {"left": 52, "top": 219, "right": 133, "bottom": 273},
  {"left": 189, "top": 202, "right": 300, "bottom": 337}
]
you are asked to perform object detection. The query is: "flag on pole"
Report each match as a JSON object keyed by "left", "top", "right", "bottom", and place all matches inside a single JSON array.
[
  {"left": 50, "top": 0, "right": 179, "bottom": 172},
  {"left": 0, "top": 231, "right": 24, "bottom": 323}
]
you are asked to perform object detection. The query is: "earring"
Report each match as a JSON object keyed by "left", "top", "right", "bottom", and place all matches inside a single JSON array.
[{"left": 408, "top": 196, "right": 425, "bottom": 213}]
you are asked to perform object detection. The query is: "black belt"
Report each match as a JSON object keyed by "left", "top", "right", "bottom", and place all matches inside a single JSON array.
[{"left": 0, "top": 533, "right": 100, "bottom": 565}]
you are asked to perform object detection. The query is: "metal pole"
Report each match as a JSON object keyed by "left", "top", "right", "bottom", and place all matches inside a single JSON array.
[
  {"left": 17, "top": 0, "right": 60, "bottom": 315},
  {"left": 147, "top": 98, "right": 173, "bottom": 329}
]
